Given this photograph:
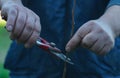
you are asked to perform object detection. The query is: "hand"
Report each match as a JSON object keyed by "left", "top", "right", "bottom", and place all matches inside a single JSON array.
[
  {"left": 66, "top": 20, "right": 115, "bottom": 55},
  {"left": 1, "top": 1, "right": 41, "bottom": 48}
]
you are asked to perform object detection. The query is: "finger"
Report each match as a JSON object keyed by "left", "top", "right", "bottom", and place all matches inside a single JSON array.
[
  {"left": 81, "top": 32, "right": 98, "bottom": 49},
  {"left": 1, "top": 7, "right": 18, "bottom": 32},
  {"left": 98, "top": 39, "right": 114, "bottom": 55},
  {"left": 90, "top": 38, "right": 104, "bottom": 55},
  {"left": 12, "top": 9, "right": 27, "bottom": 39},
  {"left": 84, "top": 31, "right": 105, "bottom": 54},
  {"left": 24, "top": 19, "right": 41, "bottom": 48},
  {"left": 16, "top": 12, "right": 35, "bottom": 43},
  {"left": 98, "top": 44, "right": 111, "bottom": 55},
  {"left": 66, "top": 22, "right": 93, "bottom": 52}
]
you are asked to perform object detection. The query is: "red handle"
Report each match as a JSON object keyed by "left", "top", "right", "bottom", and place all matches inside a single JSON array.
[{"left": 36, "top": 37, "right": 61, "bottom": 53}]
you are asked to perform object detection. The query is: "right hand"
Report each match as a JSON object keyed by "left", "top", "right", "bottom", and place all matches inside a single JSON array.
[{"left": 1, "top": 1, "right": 41, "bottom": 48}]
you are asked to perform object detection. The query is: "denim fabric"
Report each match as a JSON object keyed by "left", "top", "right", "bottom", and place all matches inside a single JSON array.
[{"left": 4, "top": 0, "right": 120, "bottom": 78}]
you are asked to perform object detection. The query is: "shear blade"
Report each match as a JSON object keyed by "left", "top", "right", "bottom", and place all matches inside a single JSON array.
[{"left": 51, "top": 51, "right": 74, "bottom": 65}]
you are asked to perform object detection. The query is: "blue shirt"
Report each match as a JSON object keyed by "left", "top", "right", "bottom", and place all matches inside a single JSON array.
[{"left": 4, "top": 0, "right": 120, "bottom": 78}]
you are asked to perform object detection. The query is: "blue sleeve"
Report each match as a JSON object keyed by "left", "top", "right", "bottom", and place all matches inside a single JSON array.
[{"left": 108, "top": 0, "right": 120, "bottom": 8}]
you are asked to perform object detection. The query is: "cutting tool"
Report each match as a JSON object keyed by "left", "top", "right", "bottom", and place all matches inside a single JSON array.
[{"left": 36, "top": 37, "right": 74, "bottom": 65}]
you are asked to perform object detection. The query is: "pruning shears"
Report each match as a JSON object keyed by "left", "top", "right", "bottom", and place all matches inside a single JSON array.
[{"left": 36, "top": 37, "right": 74, "bottom": 65}]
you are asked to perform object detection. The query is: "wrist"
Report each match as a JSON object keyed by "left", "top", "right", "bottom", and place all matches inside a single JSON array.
[
  {"left": 95, "top": 19, "right": 115, "bottom": 43},
  {"left": 98, "top": 5, "right": 120, "bottom": 37}
]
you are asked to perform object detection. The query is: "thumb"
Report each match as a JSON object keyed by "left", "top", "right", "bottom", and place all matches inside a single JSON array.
[
  {"left": 65, "top": 21, "right": 94, "bottom": 52},
  {"left": 65, "top": 37, "right": 80, "bottom": 52},
  {"left": 65, "top": 27, "right": 90, "bottom": 52}
]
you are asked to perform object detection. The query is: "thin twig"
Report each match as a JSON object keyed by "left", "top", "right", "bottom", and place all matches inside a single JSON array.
[{"left": 62, "top": 0, "right": 76, "bottom": 78}]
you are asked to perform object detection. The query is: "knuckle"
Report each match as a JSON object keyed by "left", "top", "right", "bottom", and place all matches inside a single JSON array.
[
  {"left": 36, "top": 15, "right": 40, "bottom": 21},
  {"left": 26, "top": 24, "right": 33, "bottom": 32},
  {"left": 87, "top": 36, "right": 95, "bottom": 42},
  {"left": 9, "top": 9, "right": 17, "bottom": 16},
  {"left": 34, "top": 25, "right": 41, "bottom": 33},
  {"left": 18, "top": 16, "right": 25, "bottom": 24},
  {"left": 9, "top": 5, "right": 18, "bottom": 14},
  {"left": 82, "top": 34, "right": 98, "bottom": 49},
  {"left": 26, "top": 22, "right": 34, "bottom": 31},
  {"left": 88, "top": 20, "right": 97, "bottom": 27},
  {"left": 82, "top": 40, "right": 91, "bottom": 48},
  {"left": 18, "top": 17, "right": 24, "bottom": 24},
  {"left": 26, "top": 21, "right": 31, "bottom": 26},
  {"left": 76, "top": 31, "right": 84, "bottom": 40},
  {"left": 82, "top": 39, "right": 88, "bottom": 46},
  {"left": 89, "top": 21, "right": 96, "bottom": 25},
  {"left": 84, "top": 35, "right": 96, "bottom": 45}
]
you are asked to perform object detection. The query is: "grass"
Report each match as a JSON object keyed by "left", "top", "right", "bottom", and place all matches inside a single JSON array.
[
  {"left": 0, "top": 19, "right": 11, "bottom": 78},
  {"left": 0, "top": 63, "right": 9, "bottom": 78},
  {"left": 0, "top": 20, "right": 11, "bottom": 63}
]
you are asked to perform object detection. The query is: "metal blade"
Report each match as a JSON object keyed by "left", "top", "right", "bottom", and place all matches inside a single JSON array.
[{"left": 51, "top": 51, "right": 74, "bottom": 65}]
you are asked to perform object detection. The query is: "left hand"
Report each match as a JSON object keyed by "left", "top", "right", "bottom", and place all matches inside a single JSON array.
[{"left": 66, "top": 20, "right": 115, "bottom": 55}]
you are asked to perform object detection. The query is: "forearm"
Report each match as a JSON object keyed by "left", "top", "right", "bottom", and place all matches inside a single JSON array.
[
  {"left": 98, "top": 5, "right": 120, "bottom": 38},
  {"left": 0, "top": 0, "right": 22, "bottom": 9}
]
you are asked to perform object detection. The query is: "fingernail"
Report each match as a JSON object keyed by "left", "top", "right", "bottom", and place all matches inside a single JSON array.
[
  {"left": 66, "top": 47, "right": 71, "bottom": 52},
  {"left": 6, "top": 25, "right": 13, "bottom": 32}
]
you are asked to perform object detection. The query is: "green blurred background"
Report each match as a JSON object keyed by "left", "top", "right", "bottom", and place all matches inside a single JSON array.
[{"left": 0, "top": 16, "right": 11, "bottom": 78}]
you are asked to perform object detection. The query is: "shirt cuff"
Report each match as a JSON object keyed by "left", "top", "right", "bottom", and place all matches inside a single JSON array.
[{"left": 107, "top": 0, "right": 120, "bottom": 8}]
